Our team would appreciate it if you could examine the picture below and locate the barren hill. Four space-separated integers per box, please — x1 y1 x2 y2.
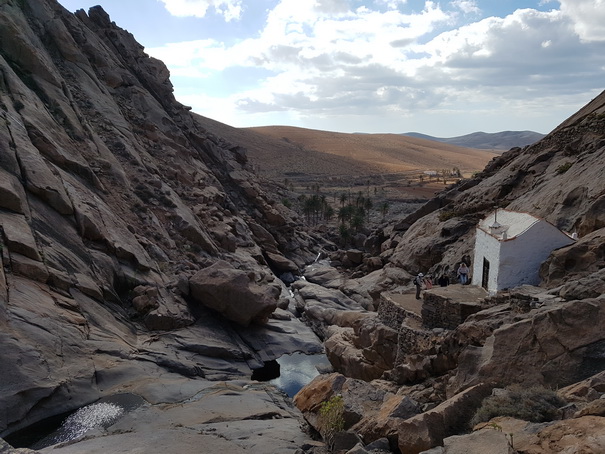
244 125 498 178
403 130 545 150
192 115 382 180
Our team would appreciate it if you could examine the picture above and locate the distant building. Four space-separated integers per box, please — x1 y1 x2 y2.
471 209 576 294
423 170 438 176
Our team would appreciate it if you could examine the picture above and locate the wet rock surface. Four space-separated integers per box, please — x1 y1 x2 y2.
32 377 314 454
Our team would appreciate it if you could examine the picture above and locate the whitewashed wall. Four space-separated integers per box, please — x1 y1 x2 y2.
497 221 574 290
471 227 501 292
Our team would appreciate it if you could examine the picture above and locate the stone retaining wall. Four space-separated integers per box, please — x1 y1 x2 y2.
421 292 484 330
377 293 422 330
395 324 434 362
378 293 433 362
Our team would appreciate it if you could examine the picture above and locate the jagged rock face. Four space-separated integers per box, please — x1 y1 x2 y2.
0 0 321 439
385 91 605 288
447 298 605 395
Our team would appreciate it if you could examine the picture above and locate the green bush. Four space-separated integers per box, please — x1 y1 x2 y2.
471 385 566 427
556 162 573 174
317 395 345 450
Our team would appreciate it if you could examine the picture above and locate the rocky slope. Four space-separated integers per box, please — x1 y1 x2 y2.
0 1 330 451
383 89 605 282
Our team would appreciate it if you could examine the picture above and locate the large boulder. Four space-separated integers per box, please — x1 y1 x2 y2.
323 314 398 381
392 383 491 454
294 373 391 434
419 426 511 454
189 260 280 326
351 383 489 453
472 416 605 454
449 298 605 395
325 326 386 381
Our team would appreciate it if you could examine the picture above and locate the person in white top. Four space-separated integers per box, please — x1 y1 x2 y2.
457 262 469 284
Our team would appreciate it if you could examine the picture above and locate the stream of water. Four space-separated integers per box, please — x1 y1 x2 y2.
269 352 332 397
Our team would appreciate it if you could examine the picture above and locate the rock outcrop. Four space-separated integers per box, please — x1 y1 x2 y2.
0 0 323 448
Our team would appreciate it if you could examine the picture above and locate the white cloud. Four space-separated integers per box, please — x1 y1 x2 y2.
159 0 243 21
451 0 480 15
147 1 604 134
559 0 605 41
375 0 408 9
147 39 229 74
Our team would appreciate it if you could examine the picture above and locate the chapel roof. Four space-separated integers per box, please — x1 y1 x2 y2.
478 209 541 240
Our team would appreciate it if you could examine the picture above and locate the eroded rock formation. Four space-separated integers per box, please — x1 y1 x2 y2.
0 0 323 449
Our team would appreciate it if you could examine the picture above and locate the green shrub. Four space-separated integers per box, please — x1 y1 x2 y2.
317 395 345 450
556 162 573 174
471 385 566 427
438 210 457 222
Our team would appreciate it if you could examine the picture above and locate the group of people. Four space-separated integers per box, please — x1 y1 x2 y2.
414 262 470 300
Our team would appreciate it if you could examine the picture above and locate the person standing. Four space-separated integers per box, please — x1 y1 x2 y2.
438 274 449 287
414 273 424 299
457 262 469 284
424 274 433 289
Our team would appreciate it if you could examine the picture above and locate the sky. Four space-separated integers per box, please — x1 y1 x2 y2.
56 0 605 137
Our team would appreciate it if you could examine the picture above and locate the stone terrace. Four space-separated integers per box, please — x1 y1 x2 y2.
422 284 488 329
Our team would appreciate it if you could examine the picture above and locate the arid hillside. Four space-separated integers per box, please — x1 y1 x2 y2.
192 117 501 204
193 115 497 178
246 125 498 177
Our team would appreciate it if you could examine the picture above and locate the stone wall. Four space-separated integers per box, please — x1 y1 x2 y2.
395 324 434 362
378 293 433 362
422 292 484 330
377 293 422 330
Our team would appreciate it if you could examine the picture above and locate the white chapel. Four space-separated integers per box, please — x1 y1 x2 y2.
471 209 576 294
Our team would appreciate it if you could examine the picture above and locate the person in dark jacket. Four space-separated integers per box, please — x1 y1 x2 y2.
414 273 424 299
438 274 449 287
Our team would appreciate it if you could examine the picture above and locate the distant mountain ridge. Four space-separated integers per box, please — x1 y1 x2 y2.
403 130 545 150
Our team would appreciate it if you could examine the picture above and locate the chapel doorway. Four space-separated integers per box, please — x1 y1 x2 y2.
482 258 490 290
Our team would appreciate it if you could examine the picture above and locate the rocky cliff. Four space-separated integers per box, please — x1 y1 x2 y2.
0 0 326 448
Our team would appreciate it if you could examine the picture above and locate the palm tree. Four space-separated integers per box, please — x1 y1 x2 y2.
380 201 389 220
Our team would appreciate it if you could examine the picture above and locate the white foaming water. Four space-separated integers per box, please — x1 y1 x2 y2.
38 402 124 447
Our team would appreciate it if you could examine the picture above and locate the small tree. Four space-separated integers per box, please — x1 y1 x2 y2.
351 211 365 231
338 223 351 246
380 201 389 219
